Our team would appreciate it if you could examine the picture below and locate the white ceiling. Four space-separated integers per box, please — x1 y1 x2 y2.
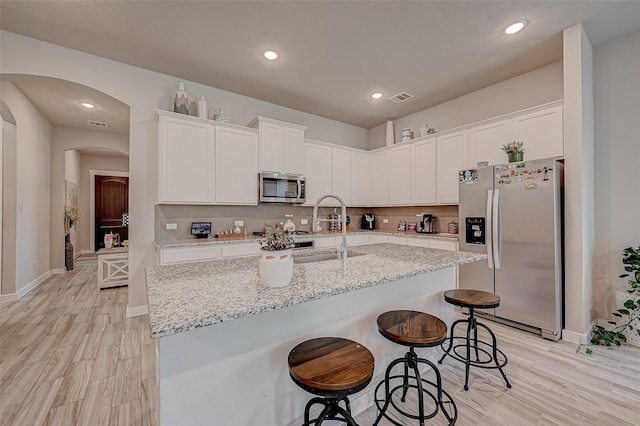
2 1 640 131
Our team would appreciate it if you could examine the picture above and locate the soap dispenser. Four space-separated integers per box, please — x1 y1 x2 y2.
283 215 296 233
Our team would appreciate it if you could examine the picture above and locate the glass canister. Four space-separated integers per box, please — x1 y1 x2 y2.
401 128 412 142
448 221 459 234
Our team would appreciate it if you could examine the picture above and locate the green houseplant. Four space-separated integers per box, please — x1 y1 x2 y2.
501 141 525 163
258 224 295 288
581 246 640 354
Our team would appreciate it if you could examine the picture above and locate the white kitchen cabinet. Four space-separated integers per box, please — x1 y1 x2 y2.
303 143 333 206
250 116 306 175
388 145 411 205
313 236 339 249
158 113 215 204
220 243 261 258
512 105 563 160
411 139 437 205
437 131 468 204
369 150 389 206
369 234 388 244
351 152 370 206
468 119 511 167
214 126 258 204
406 237 431 248
331 148 352 206
429 239 458 251
346 234 370 246
387 235 408 245
159 245 221 265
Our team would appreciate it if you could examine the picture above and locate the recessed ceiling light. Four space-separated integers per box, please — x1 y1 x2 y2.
81 102 95 109
504 21 527 35
263 50 278 60
371 92 383 99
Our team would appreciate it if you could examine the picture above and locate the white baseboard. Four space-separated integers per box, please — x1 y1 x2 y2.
16 271 52 299
79 249 95 255
562 327 589 345
126 304 148 317
51 268 66 275
0 293 17 303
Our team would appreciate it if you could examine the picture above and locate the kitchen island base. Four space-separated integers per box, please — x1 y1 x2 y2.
158 268 455 426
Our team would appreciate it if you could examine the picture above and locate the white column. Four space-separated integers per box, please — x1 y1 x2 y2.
562 23 595 344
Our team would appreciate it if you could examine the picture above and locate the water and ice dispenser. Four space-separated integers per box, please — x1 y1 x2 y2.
465 217 485 245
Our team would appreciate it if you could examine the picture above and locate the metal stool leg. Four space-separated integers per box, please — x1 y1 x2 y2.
439 318 466 364
373 357 405 425
408 349 426 426
477 322 512 389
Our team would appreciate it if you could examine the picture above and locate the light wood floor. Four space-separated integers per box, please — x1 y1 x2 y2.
2 264 639 426
0 264 157 426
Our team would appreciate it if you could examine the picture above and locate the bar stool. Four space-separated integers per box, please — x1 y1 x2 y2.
288 337 374 426
438 289 511 391
373 310 457 426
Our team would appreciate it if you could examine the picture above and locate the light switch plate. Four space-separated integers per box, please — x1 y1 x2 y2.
300 219 308 225
234 220 244 226
383 218 389 224
166 223 177 230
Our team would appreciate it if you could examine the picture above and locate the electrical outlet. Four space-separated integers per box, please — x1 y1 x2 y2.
32 261 36 271
300 219 308 225
383 218 389 224
166 223 177 230
234 220 244 227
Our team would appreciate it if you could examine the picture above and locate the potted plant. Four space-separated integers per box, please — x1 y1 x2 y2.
258 224 295 288
501 141 525 163
581 246 640 354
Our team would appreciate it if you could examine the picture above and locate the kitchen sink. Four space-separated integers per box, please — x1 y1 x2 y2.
293 250 366 264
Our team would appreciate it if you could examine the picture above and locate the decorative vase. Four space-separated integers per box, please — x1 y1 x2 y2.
385 121 395 146
259 248 293 288
174 81 189 115
65 234 74 271
507 152 524 163
215 107 228 123
197 96 208 119
615 290 640 347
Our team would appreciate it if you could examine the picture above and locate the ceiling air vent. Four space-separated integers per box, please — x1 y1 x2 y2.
388 91 414 103
88 120 109 128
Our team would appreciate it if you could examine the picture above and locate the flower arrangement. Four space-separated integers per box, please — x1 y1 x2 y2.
501 141 525 154
64 206 82 235
259 223 294 251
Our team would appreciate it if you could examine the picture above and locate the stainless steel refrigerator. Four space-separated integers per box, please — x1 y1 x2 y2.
458 158 563 340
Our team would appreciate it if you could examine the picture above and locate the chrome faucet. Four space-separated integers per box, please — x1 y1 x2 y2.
312 194 348 260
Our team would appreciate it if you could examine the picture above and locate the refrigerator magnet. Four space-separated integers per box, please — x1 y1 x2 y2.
525 182 537 190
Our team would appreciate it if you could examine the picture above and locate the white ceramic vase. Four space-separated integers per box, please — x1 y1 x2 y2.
259 249 293 288
615 290 640 347
174 81 189 115
385 121 395 146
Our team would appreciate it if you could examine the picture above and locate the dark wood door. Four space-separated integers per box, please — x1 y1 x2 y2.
95 176 129 251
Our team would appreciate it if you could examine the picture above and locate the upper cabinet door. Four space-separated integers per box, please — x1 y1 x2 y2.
437 131 468 204
512 106 564 161
255 117 306 174
331 148 352 206
468 119 511 167
351 151 370 207
369 150 389 206
388 145 411 205
411 139 437 205
303 143 332 206
158 114 215 204
214 126 258 204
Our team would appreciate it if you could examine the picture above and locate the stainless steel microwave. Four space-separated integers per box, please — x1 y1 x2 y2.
259 172 306 203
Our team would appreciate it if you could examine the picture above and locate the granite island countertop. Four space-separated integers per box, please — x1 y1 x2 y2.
145 243 486 338
154 230 459 249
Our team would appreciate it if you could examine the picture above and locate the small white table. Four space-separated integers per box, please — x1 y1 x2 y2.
97 247 129 289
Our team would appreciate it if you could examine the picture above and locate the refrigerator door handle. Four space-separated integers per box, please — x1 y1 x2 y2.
486 189 494 269
493 188 501 269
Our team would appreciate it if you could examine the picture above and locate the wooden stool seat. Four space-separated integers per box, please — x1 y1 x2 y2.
443 289 500 309
377 310 448 347
373 310 457 426
289 337 374 425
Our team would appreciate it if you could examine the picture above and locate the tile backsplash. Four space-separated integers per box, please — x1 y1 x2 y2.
155 204 459 240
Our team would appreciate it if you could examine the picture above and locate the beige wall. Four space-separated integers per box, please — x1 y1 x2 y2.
0 81 52 296
368 62 564 149
592 30 640 320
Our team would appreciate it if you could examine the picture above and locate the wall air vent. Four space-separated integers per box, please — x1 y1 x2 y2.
388 92 414 103
88 120 109 128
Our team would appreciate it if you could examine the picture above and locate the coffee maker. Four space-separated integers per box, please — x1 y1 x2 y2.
417 214 438 234
361 213 376 230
